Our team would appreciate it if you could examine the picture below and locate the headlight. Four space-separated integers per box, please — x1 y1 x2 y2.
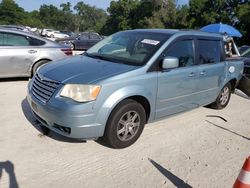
60 84 101 102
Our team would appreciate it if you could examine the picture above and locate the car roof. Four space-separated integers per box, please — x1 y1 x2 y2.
0 28 64 47
132 29 223 38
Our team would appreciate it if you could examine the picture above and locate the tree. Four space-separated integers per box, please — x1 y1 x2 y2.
0 0 26 25
74 1 107 32
102 0 140 34
236 2 250 44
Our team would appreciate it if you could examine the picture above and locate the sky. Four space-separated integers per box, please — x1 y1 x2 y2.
15 0 189 12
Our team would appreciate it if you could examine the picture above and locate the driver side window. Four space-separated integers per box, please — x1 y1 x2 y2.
164 40 195 67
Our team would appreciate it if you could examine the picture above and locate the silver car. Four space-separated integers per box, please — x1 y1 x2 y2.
0 28 72 78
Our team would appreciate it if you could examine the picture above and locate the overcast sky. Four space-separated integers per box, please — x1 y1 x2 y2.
15 0 189 12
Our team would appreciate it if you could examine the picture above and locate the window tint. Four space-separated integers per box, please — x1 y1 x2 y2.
165 40 195 67
0 32 4 45
198 40 221 64
0 32 45 46
80 34 89 40
5 33 29 46
89 34 101 39
28 37 45 46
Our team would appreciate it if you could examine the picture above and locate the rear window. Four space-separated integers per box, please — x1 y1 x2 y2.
198 39 221 64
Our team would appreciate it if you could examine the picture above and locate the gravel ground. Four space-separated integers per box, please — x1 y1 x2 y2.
0 80 249 188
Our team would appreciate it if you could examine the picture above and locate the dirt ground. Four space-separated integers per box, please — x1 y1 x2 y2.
0 80 249 188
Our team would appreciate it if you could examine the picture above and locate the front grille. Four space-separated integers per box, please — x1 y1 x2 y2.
31 73 60 103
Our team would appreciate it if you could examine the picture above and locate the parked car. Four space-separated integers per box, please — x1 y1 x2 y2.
41 28 53 37
0 25 30 32
241 48 250 77
0 28 72 78
27 29 244 148
239 45 250 55
47 30 69 39
56 32 103 50
60 30 75 37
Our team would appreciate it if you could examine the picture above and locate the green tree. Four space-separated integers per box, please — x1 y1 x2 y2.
74 1 107 32
102 0 139 34
0 0 26 25
236 2 250 44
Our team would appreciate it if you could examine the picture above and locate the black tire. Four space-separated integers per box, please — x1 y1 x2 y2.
104 99 146 149
210 83 232 109
70 43 75 50
50 34 54 38
32 60 50 77
40 124 50 135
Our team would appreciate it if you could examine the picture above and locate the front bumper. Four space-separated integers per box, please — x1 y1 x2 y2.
27 86 104 139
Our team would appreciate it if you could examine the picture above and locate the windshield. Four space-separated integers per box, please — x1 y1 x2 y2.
86 31 171 66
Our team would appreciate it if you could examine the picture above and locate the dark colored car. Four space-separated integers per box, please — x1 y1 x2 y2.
56 32 104 51
241 48 250 77
239 45 250 55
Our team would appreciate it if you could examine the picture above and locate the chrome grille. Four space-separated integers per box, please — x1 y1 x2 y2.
31 74 60 103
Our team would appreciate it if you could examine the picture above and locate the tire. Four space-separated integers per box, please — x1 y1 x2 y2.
50 34 54 38
70 43 75 50
104 99 146 149
40 124 50 135
210 83 232 109
32 60 50 77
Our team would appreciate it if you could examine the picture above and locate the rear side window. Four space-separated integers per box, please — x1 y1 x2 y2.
198 40 221 64
27 37 45 46
89 34 101 39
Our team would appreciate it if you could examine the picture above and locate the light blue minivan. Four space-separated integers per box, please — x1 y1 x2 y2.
27 29 244 148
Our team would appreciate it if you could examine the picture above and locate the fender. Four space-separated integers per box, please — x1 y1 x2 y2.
222 60 244 90
94 85 156 136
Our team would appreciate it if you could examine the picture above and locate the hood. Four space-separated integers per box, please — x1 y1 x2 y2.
38 55 138 84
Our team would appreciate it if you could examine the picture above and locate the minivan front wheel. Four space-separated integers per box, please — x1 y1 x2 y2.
104 99 146 149
211 83 232 109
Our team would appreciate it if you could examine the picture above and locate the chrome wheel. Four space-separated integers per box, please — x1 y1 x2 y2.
220 86 229 105
117 111 140 142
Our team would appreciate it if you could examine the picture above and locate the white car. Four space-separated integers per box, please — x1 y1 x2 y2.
41 29 53 37
47 30 69 39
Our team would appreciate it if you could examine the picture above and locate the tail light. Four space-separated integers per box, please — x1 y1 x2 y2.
61 48 73 56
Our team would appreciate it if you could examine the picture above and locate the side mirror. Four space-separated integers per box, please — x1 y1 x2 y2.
162 57 179 69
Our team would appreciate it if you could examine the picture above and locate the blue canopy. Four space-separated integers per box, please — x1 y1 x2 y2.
200 23 242 38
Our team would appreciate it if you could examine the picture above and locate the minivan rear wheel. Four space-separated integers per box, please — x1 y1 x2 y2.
210 83 232 109
104 99 146 149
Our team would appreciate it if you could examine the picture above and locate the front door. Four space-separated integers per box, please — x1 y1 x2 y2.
156 38 200 119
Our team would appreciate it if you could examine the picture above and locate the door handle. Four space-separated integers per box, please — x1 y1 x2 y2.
28 50 37 54
200 71 206 75
188 72 195 77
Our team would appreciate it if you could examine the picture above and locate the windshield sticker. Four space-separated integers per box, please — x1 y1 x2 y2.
141 39 160 45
